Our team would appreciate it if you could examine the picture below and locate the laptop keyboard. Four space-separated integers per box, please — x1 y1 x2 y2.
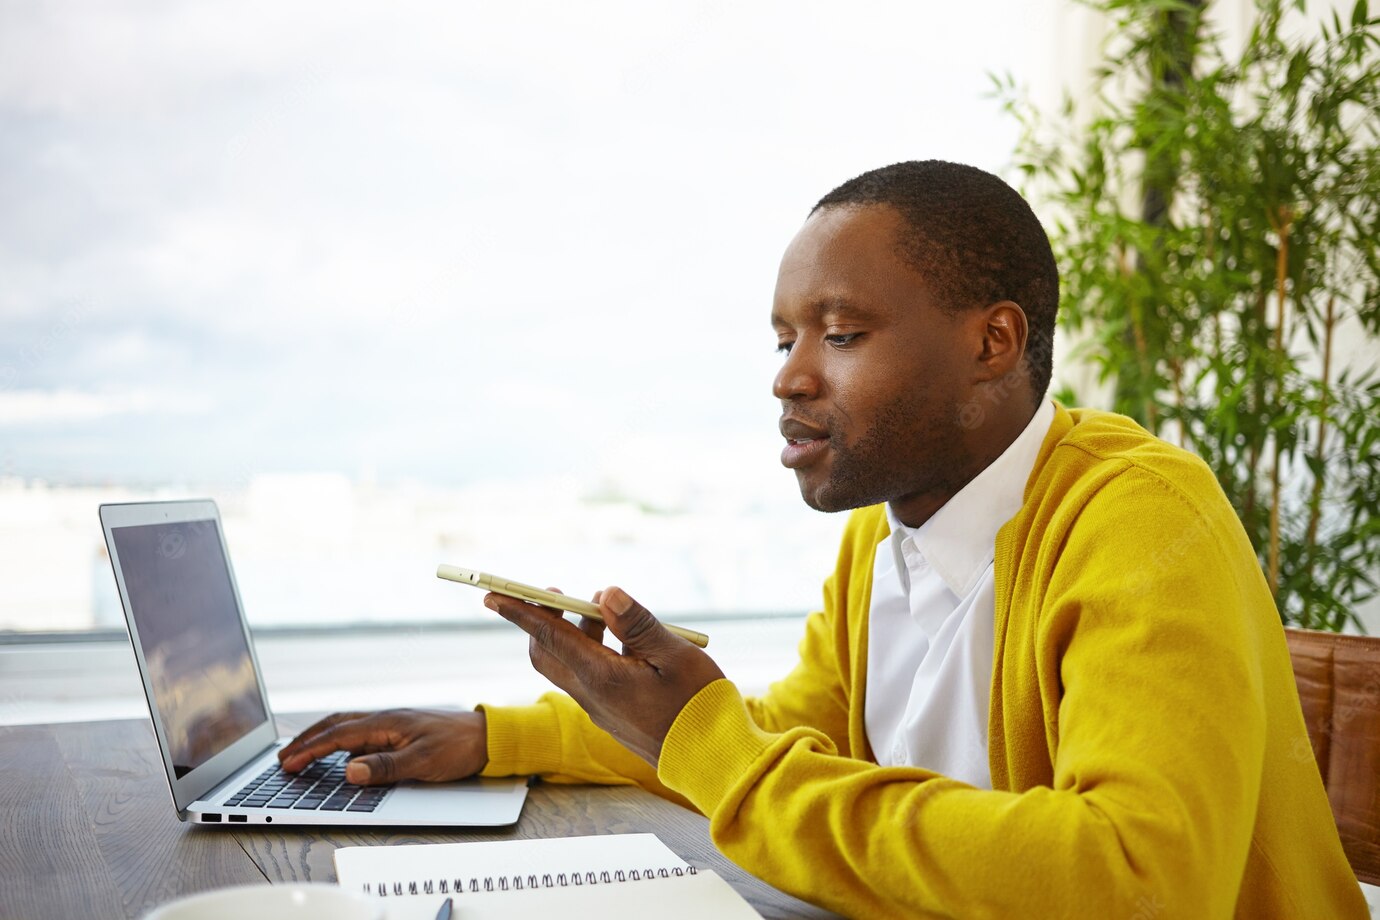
222 750 391 812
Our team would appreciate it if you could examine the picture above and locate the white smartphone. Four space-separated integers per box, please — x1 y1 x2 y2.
436 565 710 648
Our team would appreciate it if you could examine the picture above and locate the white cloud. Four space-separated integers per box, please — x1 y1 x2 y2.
0 0 1066 483
0 388 211 425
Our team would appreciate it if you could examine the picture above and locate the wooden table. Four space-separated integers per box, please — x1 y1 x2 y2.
0 716 837 919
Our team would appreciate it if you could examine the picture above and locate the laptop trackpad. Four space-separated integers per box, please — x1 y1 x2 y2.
383 777 528 826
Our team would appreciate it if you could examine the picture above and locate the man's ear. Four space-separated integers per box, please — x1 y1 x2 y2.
973 300 1029 383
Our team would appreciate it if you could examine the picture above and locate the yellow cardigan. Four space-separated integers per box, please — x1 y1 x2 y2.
479 405 1365 918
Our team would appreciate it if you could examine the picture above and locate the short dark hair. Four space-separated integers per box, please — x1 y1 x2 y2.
811 160 1058 400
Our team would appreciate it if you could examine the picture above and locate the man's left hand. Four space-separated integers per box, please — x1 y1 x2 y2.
484 586 725 767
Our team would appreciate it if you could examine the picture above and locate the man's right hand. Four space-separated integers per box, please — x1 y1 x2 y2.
277 709 488 785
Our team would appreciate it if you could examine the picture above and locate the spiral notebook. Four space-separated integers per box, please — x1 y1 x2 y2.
333 833 762 919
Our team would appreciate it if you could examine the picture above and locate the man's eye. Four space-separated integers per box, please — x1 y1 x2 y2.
826 333 861 347
776 341 794 355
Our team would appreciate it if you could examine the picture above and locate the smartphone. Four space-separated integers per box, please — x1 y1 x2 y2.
436 565 709 648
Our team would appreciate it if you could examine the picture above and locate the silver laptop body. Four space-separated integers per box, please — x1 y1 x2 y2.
99 498 528 828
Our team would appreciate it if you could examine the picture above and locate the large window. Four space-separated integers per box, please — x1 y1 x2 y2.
1 2 1072 635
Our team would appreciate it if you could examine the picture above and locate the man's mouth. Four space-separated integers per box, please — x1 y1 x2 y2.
779 417 830 469
780 417 827 440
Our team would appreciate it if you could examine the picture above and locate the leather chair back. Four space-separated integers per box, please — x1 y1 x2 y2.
1287 627 1380 885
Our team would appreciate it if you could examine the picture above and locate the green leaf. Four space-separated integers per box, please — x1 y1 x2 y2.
994 0 1380 631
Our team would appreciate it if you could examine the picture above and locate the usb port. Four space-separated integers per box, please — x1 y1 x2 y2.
228 815 247 823
201 813 222 823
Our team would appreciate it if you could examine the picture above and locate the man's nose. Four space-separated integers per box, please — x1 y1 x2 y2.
772 343 820 401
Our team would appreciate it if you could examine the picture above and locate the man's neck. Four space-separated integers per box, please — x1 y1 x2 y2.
888 401 1042 529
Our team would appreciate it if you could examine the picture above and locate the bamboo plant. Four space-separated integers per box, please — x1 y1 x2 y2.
1000 0 1380 630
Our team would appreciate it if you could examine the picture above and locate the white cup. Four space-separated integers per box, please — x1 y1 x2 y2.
143 882 383 920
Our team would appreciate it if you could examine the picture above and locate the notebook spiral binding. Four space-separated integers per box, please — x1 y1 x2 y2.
363 864 699 897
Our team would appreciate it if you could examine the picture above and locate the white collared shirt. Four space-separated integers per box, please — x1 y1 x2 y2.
863 399 1055 788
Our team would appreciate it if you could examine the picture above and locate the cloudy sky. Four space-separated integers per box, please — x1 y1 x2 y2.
0 0 1086 493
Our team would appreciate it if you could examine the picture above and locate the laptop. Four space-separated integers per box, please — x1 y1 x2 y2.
99 498 529 827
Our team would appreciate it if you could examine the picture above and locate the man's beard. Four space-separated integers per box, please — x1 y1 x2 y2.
800 395 976 514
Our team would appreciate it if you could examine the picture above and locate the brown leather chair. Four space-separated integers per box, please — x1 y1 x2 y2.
1287 627 1380 884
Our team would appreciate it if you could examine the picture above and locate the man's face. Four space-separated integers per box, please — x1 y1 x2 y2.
771 204 979 520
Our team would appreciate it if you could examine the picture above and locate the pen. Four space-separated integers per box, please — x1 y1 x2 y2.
435 895 453 920
437 565 710 648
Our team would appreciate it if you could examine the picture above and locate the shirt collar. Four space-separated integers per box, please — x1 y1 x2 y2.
885 399 1055 598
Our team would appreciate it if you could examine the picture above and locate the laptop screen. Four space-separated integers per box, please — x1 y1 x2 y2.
110 518 269 778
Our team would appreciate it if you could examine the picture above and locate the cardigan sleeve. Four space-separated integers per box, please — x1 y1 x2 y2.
741 602 853 752
742 508 875 754
476 692 694 810
654 467 1284 919
476 508 879 799
474 586 855 810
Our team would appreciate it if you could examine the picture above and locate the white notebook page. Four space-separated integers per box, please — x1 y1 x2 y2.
333 833 762 920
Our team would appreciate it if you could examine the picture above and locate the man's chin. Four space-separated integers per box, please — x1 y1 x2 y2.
796 476 852 514
797 468 896 514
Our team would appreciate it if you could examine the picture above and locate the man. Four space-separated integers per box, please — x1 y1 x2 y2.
281 161 1364 917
